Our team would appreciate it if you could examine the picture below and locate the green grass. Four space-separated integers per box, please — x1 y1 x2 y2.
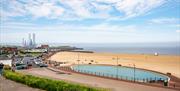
18 52 42 57
3 70 106 91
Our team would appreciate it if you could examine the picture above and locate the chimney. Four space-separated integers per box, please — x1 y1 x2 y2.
22 38 24 47
33 33 36 46
28 33 31 46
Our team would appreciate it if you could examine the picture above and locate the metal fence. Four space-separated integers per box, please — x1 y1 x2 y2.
71 67 167 83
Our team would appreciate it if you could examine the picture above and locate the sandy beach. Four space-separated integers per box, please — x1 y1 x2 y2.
49 52 180 78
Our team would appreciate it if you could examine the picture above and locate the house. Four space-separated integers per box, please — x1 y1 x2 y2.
41 45 49 49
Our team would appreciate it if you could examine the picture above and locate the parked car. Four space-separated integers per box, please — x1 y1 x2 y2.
34 61 41 65
38 63 48 67
16 63 27 70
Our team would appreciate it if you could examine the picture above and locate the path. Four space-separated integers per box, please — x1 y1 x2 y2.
0 76 43 91
20 68 178 91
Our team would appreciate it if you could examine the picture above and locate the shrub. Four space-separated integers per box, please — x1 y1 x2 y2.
3 70 106 91
3 65 11 70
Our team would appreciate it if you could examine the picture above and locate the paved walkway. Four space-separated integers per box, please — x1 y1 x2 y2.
20 68 178 91
0 76 43 91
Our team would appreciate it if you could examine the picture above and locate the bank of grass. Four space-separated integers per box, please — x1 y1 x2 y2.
3 70 107 91
18 51 42 57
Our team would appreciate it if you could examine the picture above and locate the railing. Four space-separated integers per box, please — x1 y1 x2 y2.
70 67 168 83
54 66 179 89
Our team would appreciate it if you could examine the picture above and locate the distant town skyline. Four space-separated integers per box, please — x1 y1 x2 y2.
0 0 180 44
22 33 36 48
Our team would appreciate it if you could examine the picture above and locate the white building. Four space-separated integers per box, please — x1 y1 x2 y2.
0 59 12 67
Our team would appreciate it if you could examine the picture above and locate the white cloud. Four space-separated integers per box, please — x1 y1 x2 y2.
0 0 27 19
95 0 166 18
176 24 180 27
2 21 137 33
149 18 180 24
0 21 140 43
26 2 64 18
0 0 166 20
176 30 180 33
83 23 137 32
60 0 92 18
2 21 180 43
120 0 165 18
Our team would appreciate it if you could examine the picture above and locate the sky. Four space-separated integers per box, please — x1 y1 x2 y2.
0 0 180 44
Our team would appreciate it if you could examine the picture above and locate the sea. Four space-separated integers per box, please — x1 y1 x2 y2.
1 42 180 55
49 42 180 55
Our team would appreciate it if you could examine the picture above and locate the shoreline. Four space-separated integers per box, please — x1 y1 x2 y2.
46 51 180 90
93 52 180 56
64 50 180 56
48 51 180 78
65 50 180 56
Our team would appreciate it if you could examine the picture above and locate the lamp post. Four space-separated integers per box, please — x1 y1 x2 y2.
77 53 80 72
133 64 136 82
113 57 119 79
129 63 136 82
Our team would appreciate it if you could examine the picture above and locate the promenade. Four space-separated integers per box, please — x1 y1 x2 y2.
19 68 178 91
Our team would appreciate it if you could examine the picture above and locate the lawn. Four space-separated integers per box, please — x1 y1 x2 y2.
18 52 42 57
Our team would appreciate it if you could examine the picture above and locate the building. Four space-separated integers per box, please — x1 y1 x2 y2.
41 45 49 49
22 33 36 48
0 47 18 54
33 33 36 46
0 58 12 67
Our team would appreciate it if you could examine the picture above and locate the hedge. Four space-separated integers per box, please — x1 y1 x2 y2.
3 70 106 91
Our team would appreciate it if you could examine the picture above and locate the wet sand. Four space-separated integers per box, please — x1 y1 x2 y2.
49 52 180 78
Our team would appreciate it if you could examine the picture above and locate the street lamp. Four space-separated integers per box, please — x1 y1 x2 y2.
133 64 136 82
112 57 119 79
77 53 80 71
129 63 136 82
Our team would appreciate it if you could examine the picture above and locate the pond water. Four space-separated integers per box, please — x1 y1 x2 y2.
72 65 169 82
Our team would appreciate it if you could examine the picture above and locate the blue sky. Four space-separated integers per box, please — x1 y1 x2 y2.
0 0 180 44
